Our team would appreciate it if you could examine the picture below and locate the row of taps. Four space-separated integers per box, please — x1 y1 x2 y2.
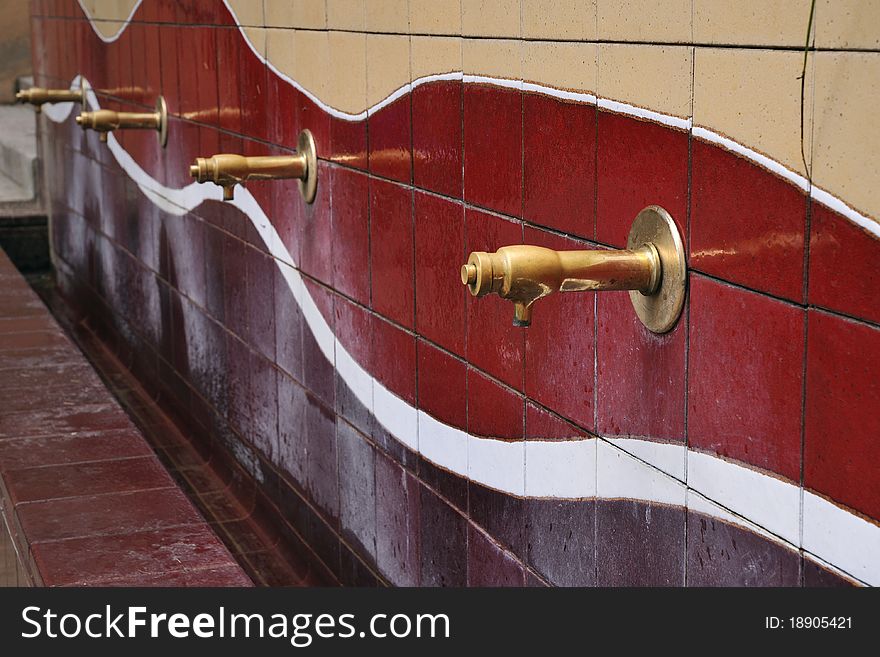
17 84 687 332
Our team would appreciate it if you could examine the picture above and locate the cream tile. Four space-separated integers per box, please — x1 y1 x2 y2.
812 52 880 226
366 34 411 107
463 38 521 80
409 0 461 34
522 0 597 40
815 0 880 49
366 0 410 32
226 0 264 26
242 26 267 60
327 0 365 30
462 0 521 38
599 44 692 119
597 0 692 43
266 28 296 80
293 29 329 100
693 48 812 175
411 36 461 80
694 0 813 46
265 0 327 28
523 41 597 96
329 31 368 114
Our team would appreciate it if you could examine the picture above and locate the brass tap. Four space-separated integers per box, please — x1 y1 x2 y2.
461 206 687 333
189 129 318 203
76 96 168 147
16 86 85 112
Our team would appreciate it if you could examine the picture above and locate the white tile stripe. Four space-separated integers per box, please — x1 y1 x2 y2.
45 75 879 586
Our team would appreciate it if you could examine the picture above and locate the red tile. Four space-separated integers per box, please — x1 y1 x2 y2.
0 431 151 472
413 79 462 198
691 139 807 302
216 27 242 136
4 457 175 505
177 26 219 128
267 71 299 151
467 368 524 440
0 405 135 441
524 93 596 239
334 295 373 374
331 167 371 306
464 84 522 217
298 162 334 287
414 191 465 356
464 207 524 390
467 523 525 586
805 310 880 520
17 488 201 543
372 316 416 405
369 94 412 184
597 287 686 441
688 275 804 480
417 340 466 428
330 116 369 171
239 38 269 142
597 112 688 248
524 227 595 429
31 524 235 586
158 25 181 116
808 202 880 325
370 178 414 328
270 174 303 267
526 402 589 441
296 90 331 161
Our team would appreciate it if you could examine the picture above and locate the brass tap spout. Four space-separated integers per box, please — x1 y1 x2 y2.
462 244 660 327
75 96 168 147
461 206 688 333
16 86 84 112
189 129 318 203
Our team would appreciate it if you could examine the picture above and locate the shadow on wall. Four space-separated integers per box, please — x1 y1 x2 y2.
0 0 32 103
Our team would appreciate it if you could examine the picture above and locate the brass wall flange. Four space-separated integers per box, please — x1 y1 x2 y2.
189 129 318 203
626 205 686 333
461 205 686 333
16 83 87 112
76 95 168 147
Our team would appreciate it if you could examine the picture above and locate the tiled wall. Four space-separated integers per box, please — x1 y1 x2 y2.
30 0 879 586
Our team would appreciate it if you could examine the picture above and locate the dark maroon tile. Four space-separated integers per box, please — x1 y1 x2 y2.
301 279 335 408
413 79 462 198
339 544 381 587
247 248 277 362
469 481 524 558
688 275 804 481
4 457 175 505
523 228 595 429
419 483 466 587
596 499 685 586
524 93 596 238
691 138 807 301
803 558 857 587
525 498 596 586
369 94 412 184
805 310 880 521
305 393 338 521
372 315 416 406
597 287 686 441
16 488 201 543
808 202 880 325
32 524 236 586
375 451 420 586
414 191 466 356
0 431 151 472
337 421 376 559
331 167 371 305
467 523 525 586
464 207 524 390
334 296 373 434
464 84 522 218
597 112 688 248
370 178 414 327
275 262 303 382
248 352 278 464
687 510 800 586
